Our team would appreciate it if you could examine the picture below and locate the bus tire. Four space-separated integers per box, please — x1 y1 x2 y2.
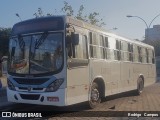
136 77 144 95
88 82 101 109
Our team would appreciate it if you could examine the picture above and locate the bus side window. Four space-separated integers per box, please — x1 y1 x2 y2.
89 32 97 58
138 46 142 63
74 34 88 59
89 32 93 58
152 50 155 64
141 47 145 63
82 35 88 59
121 41 128 61
99 35 105 59
114 40 121 60
129 43 133 61
146 48 149 63
148 49 153 64
105 37 110 59
99 35 104 46
133 44 138 62
105 37 109 48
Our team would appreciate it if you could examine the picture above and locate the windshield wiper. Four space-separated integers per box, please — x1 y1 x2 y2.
18 35 25 50
35 32 48 49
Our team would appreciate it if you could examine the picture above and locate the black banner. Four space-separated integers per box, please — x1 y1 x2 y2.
0 111 160 118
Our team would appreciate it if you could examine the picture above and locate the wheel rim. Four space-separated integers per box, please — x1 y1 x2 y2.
138 78 143 92
140 80 143 91
91 88 99 102
139 82 141 91
89 83 101 108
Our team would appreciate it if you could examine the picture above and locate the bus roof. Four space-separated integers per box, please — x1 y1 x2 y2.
66 16 154 49
11 15 153 49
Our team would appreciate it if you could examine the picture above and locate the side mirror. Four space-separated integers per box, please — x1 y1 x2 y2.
66 35 72 45
66 33 79 59
66 33 79 45
72 33 79 45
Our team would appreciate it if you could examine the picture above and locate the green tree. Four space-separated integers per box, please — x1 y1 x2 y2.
75 5 86 21
33 8 44 18
61 1 74 16
61 1 106 27
88 12 106 27
33 1 105 27
0 27 11 58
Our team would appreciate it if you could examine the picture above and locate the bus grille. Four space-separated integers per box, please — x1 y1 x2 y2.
14 78 49 85
20 94 40 100
18 87 43 91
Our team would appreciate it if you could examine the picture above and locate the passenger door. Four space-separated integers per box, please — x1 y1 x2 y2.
66 33 89 105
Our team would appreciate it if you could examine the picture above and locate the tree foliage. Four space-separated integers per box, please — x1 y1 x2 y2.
75 5 86 21
33 1 105 27
0 28 11 58
61 1 106 27
33 8 44 18
61 1 74 16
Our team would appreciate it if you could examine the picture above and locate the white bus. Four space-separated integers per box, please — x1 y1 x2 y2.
7 16 156 108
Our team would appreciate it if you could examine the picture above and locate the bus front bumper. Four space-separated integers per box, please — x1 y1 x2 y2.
7 88 66 106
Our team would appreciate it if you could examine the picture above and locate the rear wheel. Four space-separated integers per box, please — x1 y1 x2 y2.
88 82 101 109
136 77 144 95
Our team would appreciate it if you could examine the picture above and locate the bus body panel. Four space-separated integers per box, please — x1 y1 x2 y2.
120 62 133 92
146 64 156 86
7 87 66 106
110 61 120 94
89 59 112 96
66 24 90 105
66 66 89 105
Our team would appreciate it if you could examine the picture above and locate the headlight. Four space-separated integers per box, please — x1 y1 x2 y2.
45 79 64 92
7 79 16 91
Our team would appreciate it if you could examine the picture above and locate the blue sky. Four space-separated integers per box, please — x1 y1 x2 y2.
1 0 160 40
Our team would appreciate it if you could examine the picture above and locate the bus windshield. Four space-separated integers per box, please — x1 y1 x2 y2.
8 32 63 75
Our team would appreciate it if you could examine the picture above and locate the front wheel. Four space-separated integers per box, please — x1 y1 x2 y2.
88 82 101 109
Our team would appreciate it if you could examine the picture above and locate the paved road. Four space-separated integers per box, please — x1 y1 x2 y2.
0 82 160 120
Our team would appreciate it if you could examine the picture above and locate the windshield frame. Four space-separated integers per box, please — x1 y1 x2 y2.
8 31 64 77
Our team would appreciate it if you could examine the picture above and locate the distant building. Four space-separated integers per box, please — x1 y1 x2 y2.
156 57 160 79
145 25 160 41
144 25 160 56
146 25 160 79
